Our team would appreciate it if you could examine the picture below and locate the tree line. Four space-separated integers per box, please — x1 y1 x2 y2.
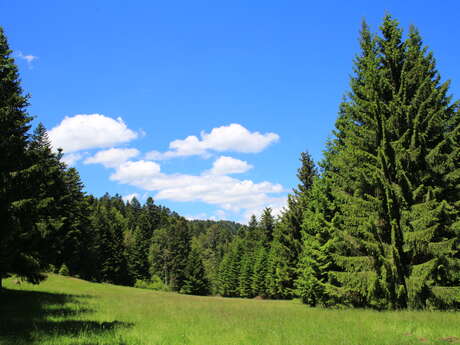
1 15 459 309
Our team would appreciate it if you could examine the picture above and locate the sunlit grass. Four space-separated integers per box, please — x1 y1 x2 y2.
1 274 459 344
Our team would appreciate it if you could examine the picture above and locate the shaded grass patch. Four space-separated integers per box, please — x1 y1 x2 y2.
0 287 132 345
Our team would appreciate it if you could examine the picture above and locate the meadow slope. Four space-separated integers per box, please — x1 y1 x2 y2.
0 274 459 345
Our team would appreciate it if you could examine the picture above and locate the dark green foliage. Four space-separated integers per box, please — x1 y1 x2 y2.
0 27 43 286
217 238 244 297
313 16 460 309
193 223 235 294
30 128 94 280
284 151 318 255
128 211 153 280
294 151 318 197
188 219 242 238
181 247 209 295
245 215 259 243
259 208 275 245
90 199 130 285
251 246 269 297
296 176 337 306
266 223 296 299
149 217 191 291
267 151 318 299
238 252 255 298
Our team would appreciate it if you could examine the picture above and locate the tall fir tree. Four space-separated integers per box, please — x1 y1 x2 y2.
259 208 275 246
181 247 209 295
265 222 296 299
322 16 459 309
217 238 243 297
296 176 338 306
267 151 318 299
238 251 255 298
0 27 44 287
251 246 269 297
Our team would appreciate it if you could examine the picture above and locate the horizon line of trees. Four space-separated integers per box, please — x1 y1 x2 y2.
1 14 458 310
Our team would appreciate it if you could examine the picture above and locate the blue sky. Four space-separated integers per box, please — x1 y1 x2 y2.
2 1 459 222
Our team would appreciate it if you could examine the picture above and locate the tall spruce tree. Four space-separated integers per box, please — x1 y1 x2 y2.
238 251 255 298
259 208 275 245
322 16 459 309
266 222 296 299
296 176 337 306
181 247 209 295
267 151 318 299
0 27 44 287
217 238 243 297
251 246 268 297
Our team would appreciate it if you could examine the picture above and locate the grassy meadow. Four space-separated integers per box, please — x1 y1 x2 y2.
1 274 459 345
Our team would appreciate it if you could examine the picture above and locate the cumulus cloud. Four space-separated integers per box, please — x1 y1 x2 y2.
48 113 285 220
61 152 84 166
109 159 284 213
145 123 279 160
16 51 38 68
111 160 161 184
208 156 252 175
48 114 139 153
84 148 140 168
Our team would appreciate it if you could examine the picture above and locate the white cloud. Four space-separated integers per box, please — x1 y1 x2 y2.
111 160 161 183
48 114 139 153
61 152 84 166
145 123 279 160
84 148 140 168
122 193 140 202
16 51 38 68
109 159 284 214
208 156 252 175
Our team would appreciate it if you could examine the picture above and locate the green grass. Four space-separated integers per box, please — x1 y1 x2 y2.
1 274 459 345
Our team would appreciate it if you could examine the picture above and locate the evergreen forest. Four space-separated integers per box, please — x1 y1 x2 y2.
1 15 459 310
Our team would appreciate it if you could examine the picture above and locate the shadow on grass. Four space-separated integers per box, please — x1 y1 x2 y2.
0 289 132 345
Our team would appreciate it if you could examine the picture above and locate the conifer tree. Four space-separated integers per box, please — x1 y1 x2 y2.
238 252 255 298
90 200 130 285
28 125 92 278
259 208 275 245
296 176 337 306
181 247 209 295
129 211 152 281
251 246 268 297
265 222 296 299
323 16 459 309
59 168 93 278
246 215 259 243
217 239 243 297
0 27 43 287
267 151 318 299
